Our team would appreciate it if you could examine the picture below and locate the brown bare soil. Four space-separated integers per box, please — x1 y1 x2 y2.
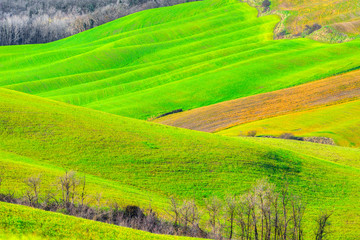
153 70 360 132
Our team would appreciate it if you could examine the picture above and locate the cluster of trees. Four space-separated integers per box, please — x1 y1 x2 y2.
171 179 332 240
0 171 332 239
0 170 205 237
0 0 196 45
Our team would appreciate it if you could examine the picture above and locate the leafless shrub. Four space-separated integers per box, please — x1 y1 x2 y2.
303 137 335 146
247 130 257 137
24 175 41 207
304 23 322 35
169 196 181 226
279 132 295 139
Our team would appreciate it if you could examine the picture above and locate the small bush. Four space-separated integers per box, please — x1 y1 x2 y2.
124 205 145 219
280 132 295 139
247 130 257 137
262 0 271 12
303 23 322 36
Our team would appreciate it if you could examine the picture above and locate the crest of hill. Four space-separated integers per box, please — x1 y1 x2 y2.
1 0 360 119
1 88 360 238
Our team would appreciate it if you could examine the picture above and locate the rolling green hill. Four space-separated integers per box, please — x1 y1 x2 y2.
0 88 360 238
218 99 360 148
1 0 360 119
1 0 360 238
0 202 196 240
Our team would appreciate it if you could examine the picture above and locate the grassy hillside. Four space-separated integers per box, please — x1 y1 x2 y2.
1 0 360 119
0 150 171 212
0 202 196 240
1 88 360 238
218 99 360 148
154 69 360 133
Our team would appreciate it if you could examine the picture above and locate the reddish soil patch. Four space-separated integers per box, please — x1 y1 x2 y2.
153 70 360 132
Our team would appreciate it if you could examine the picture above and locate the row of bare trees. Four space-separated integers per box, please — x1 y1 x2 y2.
0 171 332 239
0 170 208 238
0 0 196 45
170 180 332 240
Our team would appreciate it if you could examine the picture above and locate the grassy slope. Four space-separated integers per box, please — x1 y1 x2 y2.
154 69 360 133
1 0 360 119
218 99 360 148
271 0 360 36
1 88 360 238
0 150 171 212
0 202 196 240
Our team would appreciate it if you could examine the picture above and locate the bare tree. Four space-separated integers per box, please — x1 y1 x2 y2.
206 196 223 238
290 196 306 240
59 170 79 210
24 175 42 207
280 183 290 240
169 196 180 227
224 195 237 239
315 212 332 240
79 175 87 208
180 200 199 233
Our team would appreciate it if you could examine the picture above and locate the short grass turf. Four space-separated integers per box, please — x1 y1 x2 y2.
1 0 360 119
0 150 171 213
0 202 197 240
0 88 360 238
218 99 360 148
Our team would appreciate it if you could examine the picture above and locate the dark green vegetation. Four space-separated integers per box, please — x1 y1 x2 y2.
1 0 360 120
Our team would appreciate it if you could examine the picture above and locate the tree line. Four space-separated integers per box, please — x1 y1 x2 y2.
0 171 332 239
0 0 196 45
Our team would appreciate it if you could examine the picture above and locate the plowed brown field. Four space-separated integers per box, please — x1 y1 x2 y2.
153 70 360 132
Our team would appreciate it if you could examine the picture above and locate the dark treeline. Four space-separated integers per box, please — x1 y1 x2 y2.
0 171 332 239
0 0 196 46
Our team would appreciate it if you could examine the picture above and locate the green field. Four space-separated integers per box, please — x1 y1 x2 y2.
218 99 360 148
0 202 196 240
1 88 360 238
1 0 360 238
1 0 360 119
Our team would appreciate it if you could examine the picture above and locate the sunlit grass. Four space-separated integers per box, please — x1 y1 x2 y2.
0 88 360 239
218 99 360 148
0 202 196 240
0 0 360 119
